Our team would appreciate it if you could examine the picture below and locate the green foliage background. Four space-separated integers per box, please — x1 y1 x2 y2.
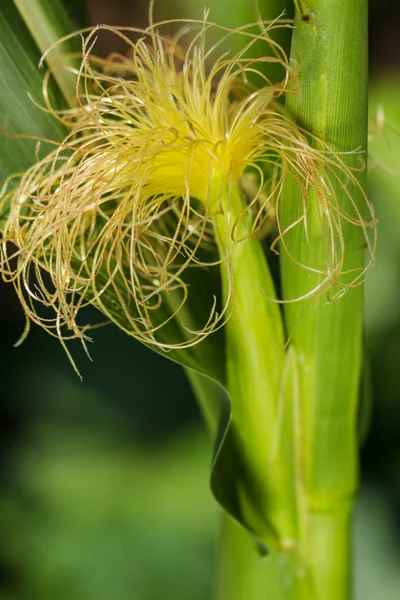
1 1 400 598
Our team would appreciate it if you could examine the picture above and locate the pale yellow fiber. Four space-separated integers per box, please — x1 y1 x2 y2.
0 15 376 361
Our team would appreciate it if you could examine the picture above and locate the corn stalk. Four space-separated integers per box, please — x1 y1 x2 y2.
278 0 368 598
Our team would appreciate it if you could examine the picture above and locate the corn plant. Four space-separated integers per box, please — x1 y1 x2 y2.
0 1 375 598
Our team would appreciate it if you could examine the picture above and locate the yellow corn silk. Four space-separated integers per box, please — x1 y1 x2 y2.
0 16 375 357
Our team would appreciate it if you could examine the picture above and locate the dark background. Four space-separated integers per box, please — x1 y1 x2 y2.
1 1 400 598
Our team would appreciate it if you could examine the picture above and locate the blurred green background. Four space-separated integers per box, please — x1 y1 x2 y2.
0 1 400 598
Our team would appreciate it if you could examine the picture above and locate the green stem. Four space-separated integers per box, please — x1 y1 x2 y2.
215 507 353 600
214 513 285 600
304 506 352 599
280 0 368 597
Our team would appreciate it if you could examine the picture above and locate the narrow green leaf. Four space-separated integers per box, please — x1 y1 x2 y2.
96 259 226 384
186 368 224 438
0 1 65 197
0 0 83 228
12 0 80 105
